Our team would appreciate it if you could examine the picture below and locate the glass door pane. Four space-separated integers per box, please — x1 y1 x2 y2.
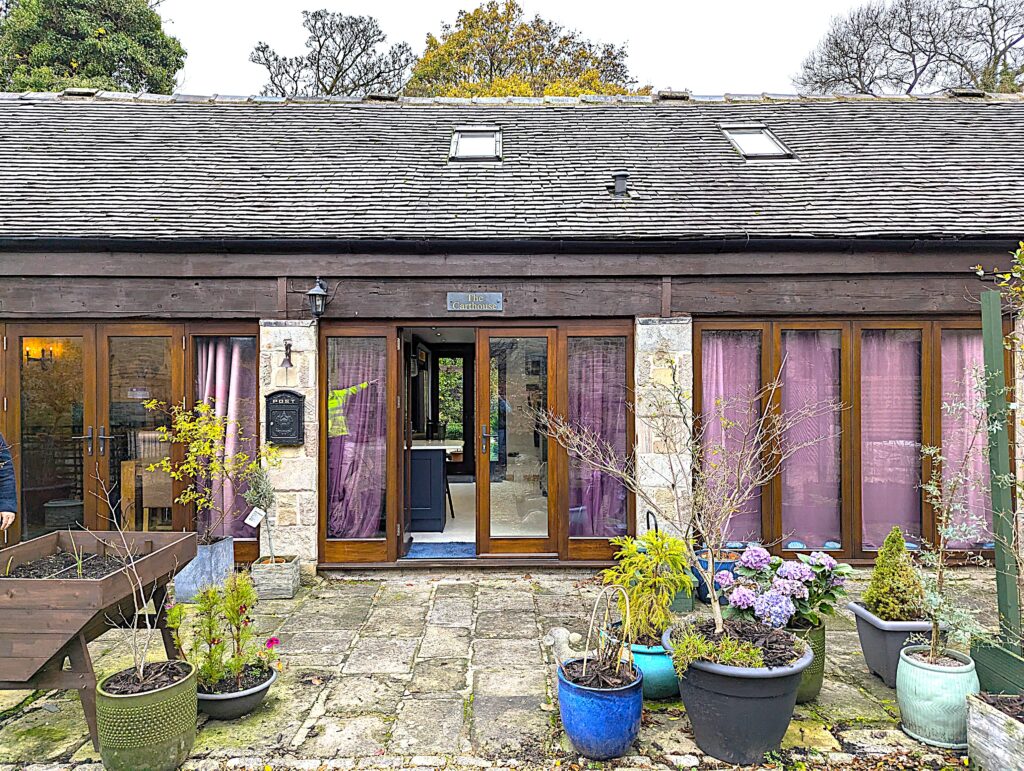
479 332 554 550
103 335 176 531
14 334 91 540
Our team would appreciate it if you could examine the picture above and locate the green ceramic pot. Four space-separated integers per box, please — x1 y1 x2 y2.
788 622 826 703
96 662 198 771
896 645 979 750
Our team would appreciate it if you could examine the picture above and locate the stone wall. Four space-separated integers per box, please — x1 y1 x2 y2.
633 316 693 537
259 319 319 572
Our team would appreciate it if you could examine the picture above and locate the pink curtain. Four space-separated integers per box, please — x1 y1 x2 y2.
780 330 843 549
701 330 762 543
326 338 387 539
941 330 993 549
195 337 258 539
568 337 628 537
861 329 922 550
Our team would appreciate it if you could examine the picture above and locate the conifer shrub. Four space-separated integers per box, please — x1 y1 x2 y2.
861 526 925 621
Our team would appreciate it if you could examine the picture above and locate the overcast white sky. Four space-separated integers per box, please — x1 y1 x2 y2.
158 0 863 96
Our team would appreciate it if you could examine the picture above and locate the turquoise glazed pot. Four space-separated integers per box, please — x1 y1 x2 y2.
896 645 979 749
631 639 679 700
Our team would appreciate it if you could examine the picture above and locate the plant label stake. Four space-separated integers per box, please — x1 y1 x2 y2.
244 507 267 529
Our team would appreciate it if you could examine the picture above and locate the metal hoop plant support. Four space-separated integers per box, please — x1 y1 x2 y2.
557 585 636 681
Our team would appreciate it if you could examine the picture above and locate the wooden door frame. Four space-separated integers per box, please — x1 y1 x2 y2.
185 323 261 562
475 326 559 557
318 323 400 564
95 323 187 532
3 323 98 544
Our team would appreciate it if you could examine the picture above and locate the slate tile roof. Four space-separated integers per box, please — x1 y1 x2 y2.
2 90 1023 242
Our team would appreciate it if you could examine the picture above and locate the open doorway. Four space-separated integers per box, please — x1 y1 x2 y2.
401 327 477 559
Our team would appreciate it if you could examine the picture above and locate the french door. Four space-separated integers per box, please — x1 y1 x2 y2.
3 323 186 542
475 328 558 557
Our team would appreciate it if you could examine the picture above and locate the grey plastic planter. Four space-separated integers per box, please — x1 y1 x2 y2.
848 601 933 688
197 668 277 721
662 628 813 766
173 537 234 603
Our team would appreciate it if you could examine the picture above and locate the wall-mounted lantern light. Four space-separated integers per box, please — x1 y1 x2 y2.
306 277 329 318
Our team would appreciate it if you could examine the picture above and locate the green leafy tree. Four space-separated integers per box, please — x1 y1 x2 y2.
405 0 649 97
0 0 185 93
437 357 464 440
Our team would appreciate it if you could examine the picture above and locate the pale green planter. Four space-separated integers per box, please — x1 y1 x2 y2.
896 645 979 750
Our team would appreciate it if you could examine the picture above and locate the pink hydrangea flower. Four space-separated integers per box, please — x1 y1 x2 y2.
714 570 735 588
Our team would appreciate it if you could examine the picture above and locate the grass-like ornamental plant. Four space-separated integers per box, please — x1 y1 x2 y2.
670 628 764 671
602 531 694 643
862 527 925 622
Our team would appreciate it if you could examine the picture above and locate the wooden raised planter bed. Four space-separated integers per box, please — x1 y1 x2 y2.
0 530 197 749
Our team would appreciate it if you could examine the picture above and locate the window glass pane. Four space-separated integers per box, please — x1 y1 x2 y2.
455 131 499 158
780 330 842 550
861 329 922 550
326 337 387 539
18 336 85 539
727 129 788 157
194 336 259 539
568 337 628 538
701 329 762 543
488 337 548 538
941 329 993 549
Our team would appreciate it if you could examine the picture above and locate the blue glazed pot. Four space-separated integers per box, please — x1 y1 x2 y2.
557 658 643 760
692 550 740 604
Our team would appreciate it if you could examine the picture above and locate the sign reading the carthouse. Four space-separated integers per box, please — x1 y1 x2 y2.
446 292 504 312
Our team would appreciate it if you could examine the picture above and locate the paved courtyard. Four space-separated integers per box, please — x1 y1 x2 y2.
0 567 999 770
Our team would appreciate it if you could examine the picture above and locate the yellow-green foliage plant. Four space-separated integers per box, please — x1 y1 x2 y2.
862 526 925 621
603 531 694 643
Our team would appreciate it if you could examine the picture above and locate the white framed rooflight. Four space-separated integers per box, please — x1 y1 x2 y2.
450 125 502 161
720 123 794 160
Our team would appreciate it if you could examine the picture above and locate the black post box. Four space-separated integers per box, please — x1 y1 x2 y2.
266 390 305 446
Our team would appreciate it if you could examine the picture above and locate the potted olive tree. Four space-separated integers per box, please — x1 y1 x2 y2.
895 378 991 749
726 546 852 702
602 530 694 699
145 400 278 602
848 526 930 688
245 465 300 600
540 363 839 765
166 572 282 720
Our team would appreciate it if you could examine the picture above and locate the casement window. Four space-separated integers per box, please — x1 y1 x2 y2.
695 320 993 560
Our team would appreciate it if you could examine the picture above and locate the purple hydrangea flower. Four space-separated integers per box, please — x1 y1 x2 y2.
714 570 735 588
753 589 796 628
728 585 756 609
776 560 815 583
830 575 847 588
738 546 772 571
808 551 838 570
772 577 809 600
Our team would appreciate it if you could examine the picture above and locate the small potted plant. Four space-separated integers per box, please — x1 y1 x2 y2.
602 530 694 699
167 572 282 721
848 526 931 688
146 400 278 602
557 586 643 760
726 546 852 702
246 465 300 600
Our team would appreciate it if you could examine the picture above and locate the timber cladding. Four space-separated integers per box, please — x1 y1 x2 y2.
0 249 1001 319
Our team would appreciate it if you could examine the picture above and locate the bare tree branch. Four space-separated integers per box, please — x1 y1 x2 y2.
251 10 413 97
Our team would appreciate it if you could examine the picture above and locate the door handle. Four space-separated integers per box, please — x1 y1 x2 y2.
72 426 94 456
97 426 116 456
480 423 494 455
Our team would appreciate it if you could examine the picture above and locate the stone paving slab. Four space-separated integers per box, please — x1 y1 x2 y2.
0 567 998 770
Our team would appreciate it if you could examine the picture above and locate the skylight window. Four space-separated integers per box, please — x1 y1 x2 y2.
721 124 793 160
450 126 502 161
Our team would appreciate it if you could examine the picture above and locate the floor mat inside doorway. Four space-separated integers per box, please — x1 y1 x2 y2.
404 541 477 559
